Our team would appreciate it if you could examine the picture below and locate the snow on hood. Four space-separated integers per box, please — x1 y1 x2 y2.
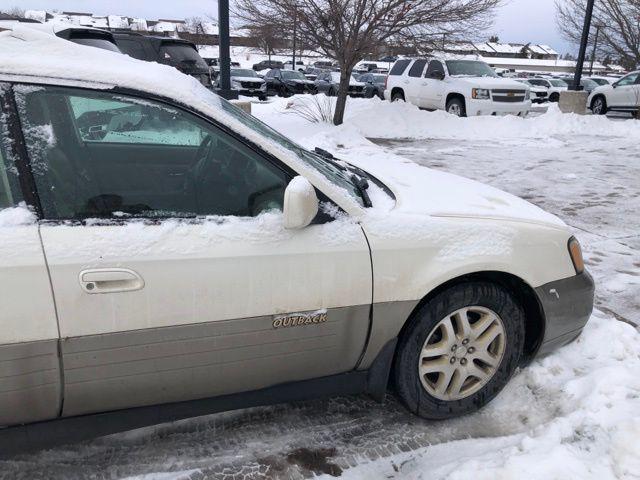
358 153 565 227
232 76 265 83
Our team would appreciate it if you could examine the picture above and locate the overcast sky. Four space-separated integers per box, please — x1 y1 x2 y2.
0 0 576 54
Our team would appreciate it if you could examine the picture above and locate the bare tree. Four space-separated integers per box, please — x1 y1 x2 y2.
557 0 640 70
233 0 502 125
246 24 283 60
185 16 207 34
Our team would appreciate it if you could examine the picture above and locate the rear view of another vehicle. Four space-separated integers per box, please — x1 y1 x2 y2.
114 34 212 89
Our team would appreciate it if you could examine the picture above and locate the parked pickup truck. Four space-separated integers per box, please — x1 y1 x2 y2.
384 57 532 117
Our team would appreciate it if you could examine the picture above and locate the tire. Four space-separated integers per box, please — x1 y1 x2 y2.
327 87 336 96
549 92 560 103
446 97 466 117
394 282 525 420
258 94 267 101
391 90 405 102
591 95 608 115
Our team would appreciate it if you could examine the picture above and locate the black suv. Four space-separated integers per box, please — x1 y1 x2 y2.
263 69 317 96
113 33 211 88
252 60 285 71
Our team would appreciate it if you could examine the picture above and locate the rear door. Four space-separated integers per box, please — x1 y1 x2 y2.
15 85 372 418
0 84 60 427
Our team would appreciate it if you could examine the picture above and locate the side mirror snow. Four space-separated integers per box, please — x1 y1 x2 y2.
283 176 319 229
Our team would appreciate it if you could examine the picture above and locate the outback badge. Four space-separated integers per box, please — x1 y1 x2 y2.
273 310 328 329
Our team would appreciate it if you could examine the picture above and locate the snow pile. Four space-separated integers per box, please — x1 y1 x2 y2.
0 203 36 226
326 311 640 480
253 96 640 142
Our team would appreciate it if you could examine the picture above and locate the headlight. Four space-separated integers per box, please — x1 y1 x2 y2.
568 237 585 274
472 88 490 100
231 80 242 89
260 83 267 91
525 89 531 101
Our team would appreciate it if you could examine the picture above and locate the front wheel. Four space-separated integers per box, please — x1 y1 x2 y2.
591 96 607 115
446 97 466 117
394 282 524 419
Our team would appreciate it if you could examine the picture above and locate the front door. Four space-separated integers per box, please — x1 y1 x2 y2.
421 60 447 109
0 85 61 426
15 85 372 417
608 72 640 109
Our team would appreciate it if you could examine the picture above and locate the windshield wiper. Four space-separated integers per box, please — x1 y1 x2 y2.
351 174 372 208
314 147 372 207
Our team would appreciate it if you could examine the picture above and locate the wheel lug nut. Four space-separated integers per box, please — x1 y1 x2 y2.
467 347 475 353
460 358 467 365
451 345 457 352
462 339 469 345
450 357 456 364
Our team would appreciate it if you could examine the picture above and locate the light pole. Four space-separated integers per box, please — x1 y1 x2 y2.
292 6 297 71
572 0 595 90
589 23 604 76
217 0 238 99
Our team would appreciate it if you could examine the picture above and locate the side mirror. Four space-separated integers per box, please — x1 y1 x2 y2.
283 176 319 229
612 82 618 88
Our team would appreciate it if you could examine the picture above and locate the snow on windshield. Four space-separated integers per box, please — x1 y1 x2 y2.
446 60 497 78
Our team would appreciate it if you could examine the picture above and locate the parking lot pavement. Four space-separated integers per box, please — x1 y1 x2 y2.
372 134 640 327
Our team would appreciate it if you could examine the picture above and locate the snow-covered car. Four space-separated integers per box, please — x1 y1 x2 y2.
385 57 532 117
0 27 594 453
516 79 548 103
587 76 619 86
527 78 568 103
263 68 317 96
588 71 640 115
283 59 305 72
221 68 267 100
315 71 366 97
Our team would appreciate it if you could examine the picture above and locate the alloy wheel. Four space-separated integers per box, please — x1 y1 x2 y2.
418 306 507 401
447 103 462 116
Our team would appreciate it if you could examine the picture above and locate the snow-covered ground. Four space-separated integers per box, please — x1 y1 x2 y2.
2 99 639 480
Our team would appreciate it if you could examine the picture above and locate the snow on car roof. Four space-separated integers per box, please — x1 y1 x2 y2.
0 25 364 216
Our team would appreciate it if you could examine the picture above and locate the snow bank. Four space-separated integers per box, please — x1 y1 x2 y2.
253 96 640 142
323 310 640 480
0 203 36 226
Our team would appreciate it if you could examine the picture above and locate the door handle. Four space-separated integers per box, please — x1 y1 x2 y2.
79 268 145 294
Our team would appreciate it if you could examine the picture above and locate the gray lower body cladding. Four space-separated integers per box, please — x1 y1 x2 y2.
535 271 595 356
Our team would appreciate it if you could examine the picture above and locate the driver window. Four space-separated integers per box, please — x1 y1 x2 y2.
15 86 289 220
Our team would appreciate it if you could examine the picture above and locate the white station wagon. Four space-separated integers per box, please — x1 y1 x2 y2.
0 27 594 453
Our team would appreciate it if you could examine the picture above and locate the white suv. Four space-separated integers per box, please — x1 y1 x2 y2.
0 27 593 453
384 57 532 117
588 71 640 115
526 78 569 103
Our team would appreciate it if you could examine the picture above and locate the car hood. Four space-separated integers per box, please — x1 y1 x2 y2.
288 79 315 85
357 158 565 228
453 77 528 90
232 76 264 83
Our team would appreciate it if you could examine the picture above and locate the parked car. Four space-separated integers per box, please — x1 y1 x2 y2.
385 57 532 117
263 68 317 96
587 76 618 86
0 27 594 454
588 70 640 115
217 68 267 100
313 60 334 69
516 79 549 103
303 67 328 82
558 77 599 94
0 21 121 52
358 72 387 99
253 60 285 71
527 78 568 102
315 71 366 97
284 60 306 72
114 33 211 88
354 62 380 74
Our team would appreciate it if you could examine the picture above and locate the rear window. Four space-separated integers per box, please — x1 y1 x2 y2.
116 39 148 60
160 43 208 69
389 59 411 76
68 33 121 53
408 60 428 78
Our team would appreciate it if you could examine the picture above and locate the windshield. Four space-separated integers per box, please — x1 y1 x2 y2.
549 79 567 87
231 69 258 78
582 79 598 88
446 60 497 78
218 99 364 205
372 75 386 83
589 78 609 86
69 36 121 53
281 70 306 80
160 43 208 69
